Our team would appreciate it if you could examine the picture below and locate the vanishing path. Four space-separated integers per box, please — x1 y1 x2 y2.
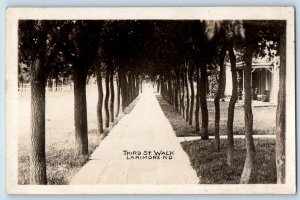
71 86 198 184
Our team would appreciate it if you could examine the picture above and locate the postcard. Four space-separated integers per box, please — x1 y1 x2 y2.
5 7 295 194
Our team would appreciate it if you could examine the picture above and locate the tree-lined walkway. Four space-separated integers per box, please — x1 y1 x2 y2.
71 86 198 184
19 20 286 185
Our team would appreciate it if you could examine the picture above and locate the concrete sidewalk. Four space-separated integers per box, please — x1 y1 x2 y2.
71 86 198 184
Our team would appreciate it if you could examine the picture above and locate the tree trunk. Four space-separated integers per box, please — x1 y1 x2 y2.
104 68 110 128
128 73 132 103
185 68 190 122
55 78 58 91
135 76 138 97
140 78 143 93
276 26 286 184
181 70 185 118
240 45 256 184
30 54 47 185
162 76 166 98
167 73 173 104
131 73 135 101
116 69 121 117
178 80 181 114
172 77 176 107
157 78 160 93
227 45 238 165
171 77 174 106
189 66 194 125
214 45 226 151
161 77 164 96
135 75 138 98
178 74 182 115
200 65 209 140
195 66 200 132
120 68 126 111
132 74 136 99
174 71 179 112
95 65 104 134
132 73 135 100
109 67 115 123
130 73 133 102
125 74 130 107
222 65 226 99
74 64 89 156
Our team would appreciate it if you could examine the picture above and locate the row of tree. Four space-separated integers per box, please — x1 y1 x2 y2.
19 20 143 184
19 20 286 185
153 20 286 184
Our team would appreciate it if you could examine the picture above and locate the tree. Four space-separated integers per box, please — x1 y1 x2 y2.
104 65 110 127
18 63 30 90
225 21 245 165
195 66 200 131
214 45 226 151
239 22 256 183
189 65 195 125
180 69 185 118
115 67 121 117
239 20 283 183
240 42 256 184
198 21 223 141
184 67 190 122
276 21 286 184
58 21 101 155
19 20 48 184
199 64 209 140
109 64 115 123
95 59 104 134
227 44 238 165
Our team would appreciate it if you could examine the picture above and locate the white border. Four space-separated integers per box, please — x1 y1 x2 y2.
5 7 296 194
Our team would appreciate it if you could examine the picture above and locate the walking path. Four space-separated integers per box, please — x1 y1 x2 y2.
71 86 199 184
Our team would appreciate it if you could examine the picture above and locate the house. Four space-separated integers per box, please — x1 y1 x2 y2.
224 57 280 105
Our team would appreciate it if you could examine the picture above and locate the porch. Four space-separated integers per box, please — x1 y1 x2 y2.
225 58 279 105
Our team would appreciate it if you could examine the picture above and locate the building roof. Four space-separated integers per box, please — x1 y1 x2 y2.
227 56 279 69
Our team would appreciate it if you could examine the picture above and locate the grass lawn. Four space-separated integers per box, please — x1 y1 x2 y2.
18 131 100 185
181 138 276 184
156 94 276 137
156 95 197 137
18 84 138 185
156 93 277 184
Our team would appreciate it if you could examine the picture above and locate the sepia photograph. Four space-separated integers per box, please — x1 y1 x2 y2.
5 7 295 194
